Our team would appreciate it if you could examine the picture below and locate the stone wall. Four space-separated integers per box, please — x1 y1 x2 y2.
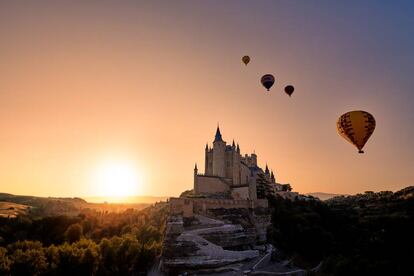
231 186 249 200
196 175 230 194
170 198 194 217
169 197 268 217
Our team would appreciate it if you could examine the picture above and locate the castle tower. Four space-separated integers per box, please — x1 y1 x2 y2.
212 126 226 177
232 142 241 185
194 163 199 193
204 143 209 174
251 152 257 167
265 164 270 182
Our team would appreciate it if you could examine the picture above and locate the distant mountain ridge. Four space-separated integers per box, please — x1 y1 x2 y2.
85 195 169 204
0 192 152 217
306 192 346 200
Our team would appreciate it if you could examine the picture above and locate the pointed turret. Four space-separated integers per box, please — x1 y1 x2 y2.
205 143 208 150
271 170 275 182
214 126 223 142
212 125 225 177
194 163 198 193
265 164 270 175
232 139 235 148
236 143 240 153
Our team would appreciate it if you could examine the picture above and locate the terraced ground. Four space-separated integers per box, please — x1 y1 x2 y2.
0 201 31 218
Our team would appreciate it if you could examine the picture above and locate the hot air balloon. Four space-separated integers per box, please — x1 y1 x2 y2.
261 74 275 91
336 110 376 153
284 85 294 97
242 55 250 66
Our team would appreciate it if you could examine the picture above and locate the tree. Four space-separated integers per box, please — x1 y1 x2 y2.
281 184 292 192
0 247 11 275
64 223 83 243
10 248 48 276
256 173 273 199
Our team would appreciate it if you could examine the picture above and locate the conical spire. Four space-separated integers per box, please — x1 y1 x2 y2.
205 143 208 150
214 125 223 142
271 170 275 181
265 164 270 174
236 143 240 153
232 139 235 148
194 163 198 170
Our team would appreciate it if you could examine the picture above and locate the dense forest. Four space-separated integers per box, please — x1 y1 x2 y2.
0 203 168 275
268 186 414 275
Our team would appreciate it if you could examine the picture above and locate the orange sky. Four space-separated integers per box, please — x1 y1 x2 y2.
1 1 413 197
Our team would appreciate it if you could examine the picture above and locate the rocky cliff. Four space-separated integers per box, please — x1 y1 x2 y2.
161 207 271 274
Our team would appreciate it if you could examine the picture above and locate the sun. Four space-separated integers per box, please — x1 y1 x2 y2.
92 160 141 198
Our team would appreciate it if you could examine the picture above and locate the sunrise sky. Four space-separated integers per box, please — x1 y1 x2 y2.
1 1 413 198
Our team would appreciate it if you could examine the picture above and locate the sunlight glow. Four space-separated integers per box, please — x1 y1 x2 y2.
92 160 141 198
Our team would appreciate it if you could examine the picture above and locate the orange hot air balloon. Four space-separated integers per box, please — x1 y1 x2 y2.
242 55 250 66
336 110 376 153
261 74 275 91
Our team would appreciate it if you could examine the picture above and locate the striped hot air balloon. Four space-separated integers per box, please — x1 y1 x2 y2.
261 74 275 91
336 110 376 153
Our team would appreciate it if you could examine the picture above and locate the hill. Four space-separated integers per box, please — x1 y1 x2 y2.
268 186 414 275
306 192 346 200
0 193 150 217
84 195 169 204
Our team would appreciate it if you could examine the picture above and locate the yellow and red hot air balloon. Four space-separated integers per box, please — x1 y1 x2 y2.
242 55 250 66
336 110 376 153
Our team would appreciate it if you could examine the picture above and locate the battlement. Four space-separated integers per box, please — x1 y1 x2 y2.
240 153 257 167
169 197 268 217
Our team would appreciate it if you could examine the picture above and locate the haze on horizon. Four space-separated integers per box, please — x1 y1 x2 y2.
1 1 414 198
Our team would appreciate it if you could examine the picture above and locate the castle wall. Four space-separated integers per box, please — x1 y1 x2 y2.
231 186 249 200
240 163 251 185
248 180 258 200
196 175 229 194
225 151 234 179
170 198 194 217
169 197 269 217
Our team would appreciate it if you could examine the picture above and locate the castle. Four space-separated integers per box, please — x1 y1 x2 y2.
169 126 287 218
193 126 283 200
164 127 278 273
163 127 294 273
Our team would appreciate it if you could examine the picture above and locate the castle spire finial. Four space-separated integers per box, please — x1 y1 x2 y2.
265 163 269 174
214 125 223 142
194 163 198 170
232 139 235 148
